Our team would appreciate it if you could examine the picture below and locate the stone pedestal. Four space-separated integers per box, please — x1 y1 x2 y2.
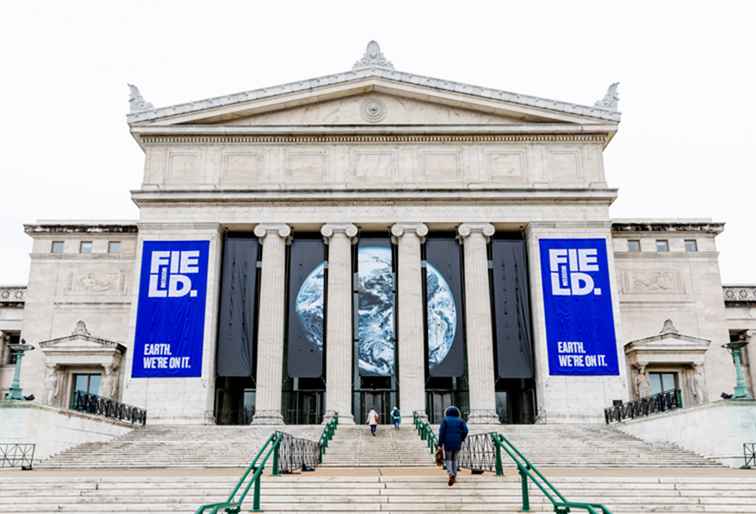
251 224 290 425
322 224 358 424
391 223 429 422
457 223 498 424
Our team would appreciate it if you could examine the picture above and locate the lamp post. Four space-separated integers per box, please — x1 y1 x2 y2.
5 339 35 401
722 338 753 401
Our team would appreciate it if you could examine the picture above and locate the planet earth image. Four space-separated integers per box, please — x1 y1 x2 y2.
356 245 395 376
425 263 457 369
295 262 325 352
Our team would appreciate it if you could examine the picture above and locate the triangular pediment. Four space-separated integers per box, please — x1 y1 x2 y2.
127 48 621 135
219 92 534 126
39 321 126 353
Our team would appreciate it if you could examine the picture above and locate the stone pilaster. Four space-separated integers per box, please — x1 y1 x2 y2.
321 223 358 424
251 223 291 424
457 223 498 424
391 222 429 422
747 330 756 397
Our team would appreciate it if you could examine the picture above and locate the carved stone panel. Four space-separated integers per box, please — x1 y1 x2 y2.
59 270 128 297
546 147 581 183
349 149 397 182
485 149 526 181
285 150 326 182
620 270 688 296
167 151 204 184
420 149 462 181
221 152 265 185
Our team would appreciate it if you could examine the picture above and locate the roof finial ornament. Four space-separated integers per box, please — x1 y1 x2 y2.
353 40 394 70
659 319 679 334
72 320 91 337
128 83 154 113
594 82 620 111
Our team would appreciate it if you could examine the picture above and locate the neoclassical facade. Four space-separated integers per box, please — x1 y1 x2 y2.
4 42 753 425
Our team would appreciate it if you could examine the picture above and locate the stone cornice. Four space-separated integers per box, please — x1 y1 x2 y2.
24 223 138 235
0 286 25 306
723 285 756 304
131 188 619 206
127 67 621 125
611 221 725 235
136 132 610 145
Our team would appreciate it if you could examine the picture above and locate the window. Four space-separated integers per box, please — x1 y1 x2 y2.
649 372 678 396
4 333 20 365
80 241 93 254
51 241 64 254
627 239 641 252
655 240 669 252
108 241 122 253
685 239 698 253
70 373 101 407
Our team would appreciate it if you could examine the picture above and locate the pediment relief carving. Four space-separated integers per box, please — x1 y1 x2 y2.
39 320 126 353
223 93 524 127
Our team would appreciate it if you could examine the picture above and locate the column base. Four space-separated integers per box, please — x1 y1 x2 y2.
251 410 285 425
466 409 500 425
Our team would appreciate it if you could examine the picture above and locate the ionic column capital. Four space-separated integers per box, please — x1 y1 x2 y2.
390 222 429 240
253 223 291 240
320 223 358 241
457 223 495 241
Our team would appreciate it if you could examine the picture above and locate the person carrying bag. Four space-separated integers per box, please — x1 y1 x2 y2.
437 405 468 486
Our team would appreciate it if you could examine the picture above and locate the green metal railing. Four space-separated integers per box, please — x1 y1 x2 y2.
412 413 612 514
195 414 338 514
319 414 339 462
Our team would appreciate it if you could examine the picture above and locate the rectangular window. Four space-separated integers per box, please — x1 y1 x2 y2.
51 241 64 254
655 240 670 252
108 241 122 253
649 372 678 396
627 239 641 252
70 373 102 407
80 241 93 254
685 239 698 253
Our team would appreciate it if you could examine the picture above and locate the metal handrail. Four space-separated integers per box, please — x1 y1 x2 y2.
492 432 612 514
412 412 611 514
0 443 35 470
71 391 147 426
195 431 282 513
195 413 339 513
604 389 682 424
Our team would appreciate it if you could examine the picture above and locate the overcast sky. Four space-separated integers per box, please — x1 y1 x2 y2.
0 1 754 285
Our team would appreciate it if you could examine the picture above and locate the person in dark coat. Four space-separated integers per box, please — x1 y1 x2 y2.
437 405 468 486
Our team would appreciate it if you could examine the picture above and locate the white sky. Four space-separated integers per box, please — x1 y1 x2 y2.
0 1 754 285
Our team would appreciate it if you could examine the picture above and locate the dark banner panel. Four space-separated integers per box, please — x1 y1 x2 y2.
287 237 326 378
217 235 259 378
491 238 534 379
356 237 395 376
425 236 465 377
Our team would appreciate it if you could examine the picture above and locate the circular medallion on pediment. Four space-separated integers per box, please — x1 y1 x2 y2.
361 97 386 123
0 290 8 299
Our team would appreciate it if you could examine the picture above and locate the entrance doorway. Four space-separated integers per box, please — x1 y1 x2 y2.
353 376 396 424
425 377 469 424
283 377 325 424
495 378 536 424
215 377 256 425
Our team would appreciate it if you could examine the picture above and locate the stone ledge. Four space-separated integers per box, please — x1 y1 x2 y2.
0 401 138 429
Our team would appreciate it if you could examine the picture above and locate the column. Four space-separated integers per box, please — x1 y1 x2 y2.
457 223 498 424
391 222 429 422
747 330 756 397
321 223 358 424
252 223 291 424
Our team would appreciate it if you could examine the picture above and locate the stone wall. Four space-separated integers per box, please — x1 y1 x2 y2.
612 222 733 403
614 400 756 467
0 401 132 461
19 224 138 405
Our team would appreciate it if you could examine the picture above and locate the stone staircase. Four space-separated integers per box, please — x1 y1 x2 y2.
321 425 434 466
464 424 720 468
37 422 718 469
1 469 755 513
38 425 322 469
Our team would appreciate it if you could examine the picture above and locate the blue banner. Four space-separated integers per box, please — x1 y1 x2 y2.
132 240 210 378
539 238 619 376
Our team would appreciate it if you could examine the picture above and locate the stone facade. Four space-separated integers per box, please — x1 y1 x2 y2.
5 42 751 424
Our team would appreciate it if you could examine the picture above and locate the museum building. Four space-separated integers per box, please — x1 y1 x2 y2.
1 42 754 426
